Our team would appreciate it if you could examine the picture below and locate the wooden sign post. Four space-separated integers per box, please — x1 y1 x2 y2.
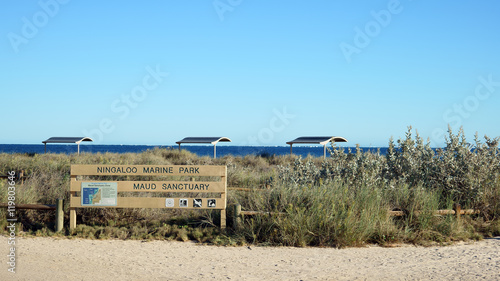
69 164 227 229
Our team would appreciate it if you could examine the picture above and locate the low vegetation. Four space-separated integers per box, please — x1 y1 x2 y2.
1 127 499 247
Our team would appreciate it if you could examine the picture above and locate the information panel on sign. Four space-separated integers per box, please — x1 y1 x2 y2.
81 182 118 206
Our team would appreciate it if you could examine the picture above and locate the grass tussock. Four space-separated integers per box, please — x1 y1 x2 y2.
0 126 499 247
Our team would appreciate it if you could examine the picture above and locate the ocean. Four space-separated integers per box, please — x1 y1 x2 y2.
0 144 388 158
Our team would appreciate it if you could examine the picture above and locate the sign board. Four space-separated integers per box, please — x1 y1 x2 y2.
69 164 227 229
81 182 117 206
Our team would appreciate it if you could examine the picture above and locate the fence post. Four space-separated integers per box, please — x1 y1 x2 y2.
233 204 242 230
19 170 24 185
454 203 461 221
55 198 64 232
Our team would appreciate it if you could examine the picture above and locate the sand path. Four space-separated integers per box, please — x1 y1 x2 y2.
1 236 499 280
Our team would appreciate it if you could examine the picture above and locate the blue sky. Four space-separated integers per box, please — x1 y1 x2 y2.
2 0 499 147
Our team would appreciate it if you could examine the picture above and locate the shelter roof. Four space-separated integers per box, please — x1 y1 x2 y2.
176 137 231 145
42 137 93 144
286 136 348 145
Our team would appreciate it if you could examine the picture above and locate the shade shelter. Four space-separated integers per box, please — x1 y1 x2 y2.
286 136 348 158
42 137 93 154
176 137 231 158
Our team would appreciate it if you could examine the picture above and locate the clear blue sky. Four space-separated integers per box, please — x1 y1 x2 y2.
2 0 499 147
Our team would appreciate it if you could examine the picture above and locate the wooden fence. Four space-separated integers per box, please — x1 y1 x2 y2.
231 203 479 230
0 170 26 184
0 199 65 232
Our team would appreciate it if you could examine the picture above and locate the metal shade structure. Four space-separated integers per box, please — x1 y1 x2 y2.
42 137 93 154
286 136 348 158
176 137 231 158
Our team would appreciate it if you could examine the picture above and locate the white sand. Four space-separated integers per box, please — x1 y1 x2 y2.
1 236 499 280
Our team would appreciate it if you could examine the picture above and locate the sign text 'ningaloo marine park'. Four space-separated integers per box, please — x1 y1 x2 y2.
97 166 200 174
71 165 226 176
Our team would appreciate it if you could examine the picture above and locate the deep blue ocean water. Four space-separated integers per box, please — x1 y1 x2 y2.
0 144 388 158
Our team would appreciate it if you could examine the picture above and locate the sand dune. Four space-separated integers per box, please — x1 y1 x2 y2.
1 236 499 280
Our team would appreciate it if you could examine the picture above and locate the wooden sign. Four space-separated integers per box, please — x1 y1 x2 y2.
69 165 227 229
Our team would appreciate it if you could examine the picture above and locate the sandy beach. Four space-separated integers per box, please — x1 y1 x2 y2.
1 236 499 281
